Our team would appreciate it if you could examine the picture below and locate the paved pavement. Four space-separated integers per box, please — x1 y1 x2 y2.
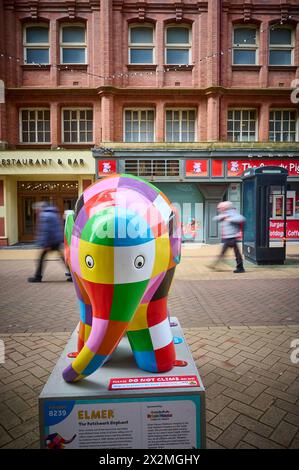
0 244 298 449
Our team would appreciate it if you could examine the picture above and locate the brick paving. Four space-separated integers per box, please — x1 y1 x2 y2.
185 325 299 449
0 244 298 449
1 245 299 332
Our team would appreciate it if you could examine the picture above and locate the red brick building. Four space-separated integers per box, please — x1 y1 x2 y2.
0 0 299 245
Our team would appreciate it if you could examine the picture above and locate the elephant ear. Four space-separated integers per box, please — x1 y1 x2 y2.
64 211 74 247
73 193 84 221
168 208 182 265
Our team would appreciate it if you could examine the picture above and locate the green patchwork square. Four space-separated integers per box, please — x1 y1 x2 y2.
65 213 74 246
110 280 149 322
127 328 153 352
81 208 115 246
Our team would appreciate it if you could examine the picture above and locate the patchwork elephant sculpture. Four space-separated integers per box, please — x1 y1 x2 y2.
63 174 181 383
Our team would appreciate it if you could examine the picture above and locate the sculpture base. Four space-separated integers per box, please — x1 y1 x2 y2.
39 317 206 449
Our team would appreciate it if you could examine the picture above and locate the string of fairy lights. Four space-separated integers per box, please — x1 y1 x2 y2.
0 17 295 82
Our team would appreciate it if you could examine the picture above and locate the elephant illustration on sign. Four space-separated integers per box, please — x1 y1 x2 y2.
63 174 181 383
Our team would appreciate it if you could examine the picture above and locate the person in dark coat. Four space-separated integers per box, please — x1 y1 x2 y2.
28 202 71 282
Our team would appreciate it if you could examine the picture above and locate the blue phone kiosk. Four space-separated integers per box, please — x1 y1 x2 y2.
242 166 288 265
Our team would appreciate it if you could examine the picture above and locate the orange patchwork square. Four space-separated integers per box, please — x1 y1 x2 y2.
96 320 129 356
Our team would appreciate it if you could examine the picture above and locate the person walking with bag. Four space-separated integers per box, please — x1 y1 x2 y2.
28 202 71 283
211 201 246 273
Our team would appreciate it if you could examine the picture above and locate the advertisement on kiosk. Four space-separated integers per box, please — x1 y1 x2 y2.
227 159 299 240
270 191 299 239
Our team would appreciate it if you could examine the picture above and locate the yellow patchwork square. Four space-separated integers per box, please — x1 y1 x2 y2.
84 324 92 342
127 304 148 332
79 239 114 284
152 236 170 278
72 345 94 374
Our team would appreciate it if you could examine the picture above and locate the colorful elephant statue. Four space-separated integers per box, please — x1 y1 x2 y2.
45 433 76 449
63 174 181 382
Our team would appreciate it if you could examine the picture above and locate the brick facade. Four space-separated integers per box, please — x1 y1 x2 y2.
0 0 298 148
0 0 299 245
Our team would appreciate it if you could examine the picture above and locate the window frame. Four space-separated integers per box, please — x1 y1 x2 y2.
123 108 155 143
269 108 298 142
128 24 155 65
23 23 50 65
19 108 51 144
165 24 192 65
61 107 94 144
232 24 259 66
123 159 180 179
227 108 258 142
165 108 197 142
60 23 87 65
269 25 295 66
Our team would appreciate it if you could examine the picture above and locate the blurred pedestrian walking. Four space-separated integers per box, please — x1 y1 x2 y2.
28 202 72 283
210 201 246 273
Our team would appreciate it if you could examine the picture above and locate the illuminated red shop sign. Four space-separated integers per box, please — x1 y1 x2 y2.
98 160 117 177
227 160 299 177
270 220 299 239
185 159 208 177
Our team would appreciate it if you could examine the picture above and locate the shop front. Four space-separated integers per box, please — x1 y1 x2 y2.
92 147 299 244
0 150 95 245
225 157 299 242
154 182 204 242
17 180 79 242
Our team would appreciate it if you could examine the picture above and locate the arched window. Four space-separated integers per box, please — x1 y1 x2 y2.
60 24 87 64
23 24 49 64
269 25 294 65
128 25 154 64
165 25 191 65
233 25 259 65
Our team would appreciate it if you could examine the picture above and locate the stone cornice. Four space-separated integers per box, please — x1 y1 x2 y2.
97 85 294 97
222 0 299 15
6 85 295 98
6 87 98 97
92 142 299 157
4 1 101 12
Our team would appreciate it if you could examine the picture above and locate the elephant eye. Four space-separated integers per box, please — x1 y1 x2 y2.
85 255 94 268
134 255 145 269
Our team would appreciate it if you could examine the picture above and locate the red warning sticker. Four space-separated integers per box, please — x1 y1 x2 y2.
108 375 201 390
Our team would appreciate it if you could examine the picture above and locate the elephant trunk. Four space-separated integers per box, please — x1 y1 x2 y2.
63 317 131 382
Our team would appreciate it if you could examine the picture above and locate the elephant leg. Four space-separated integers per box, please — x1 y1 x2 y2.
72 273 92 352
77 301 92 352
127 296 175 373
63 282 131 382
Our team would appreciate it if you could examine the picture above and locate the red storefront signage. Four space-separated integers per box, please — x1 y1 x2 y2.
270 220 299 239
212 159 224 177
185 159 208 177
98 159 117 176
227 159 299 177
